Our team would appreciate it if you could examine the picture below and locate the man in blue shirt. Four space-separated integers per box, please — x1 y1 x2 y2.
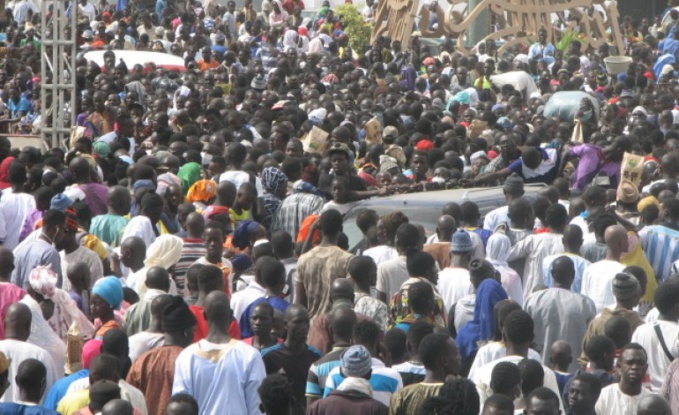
471 146 563 186
528 28 556 65
6 87 31 119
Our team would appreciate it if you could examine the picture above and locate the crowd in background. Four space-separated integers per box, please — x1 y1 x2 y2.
0 0 678 414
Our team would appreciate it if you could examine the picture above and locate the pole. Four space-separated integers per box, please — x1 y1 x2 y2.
41 0 77 149
467 0 490 49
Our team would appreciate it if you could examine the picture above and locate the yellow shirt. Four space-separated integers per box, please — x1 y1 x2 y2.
57 388 89 415
229 208 249 225
79 232 108 260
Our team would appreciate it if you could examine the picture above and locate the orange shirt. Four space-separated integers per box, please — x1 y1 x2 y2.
95 319 122 339
189 304 241 342
197 59 220 72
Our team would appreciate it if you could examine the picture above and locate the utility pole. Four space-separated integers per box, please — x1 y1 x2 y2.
40 0 77 149
467 0 490 48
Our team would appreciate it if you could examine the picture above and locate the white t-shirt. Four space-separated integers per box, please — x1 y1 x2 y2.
484 206 509 232
363 245 398 264
376 256 408 299
436 267 472 312
630 320 679 390
129 331 164 362
581 260 626 312
218 170 263 195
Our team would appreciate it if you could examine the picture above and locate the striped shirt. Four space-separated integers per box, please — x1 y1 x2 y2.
174 238 206 296
639 224 679 283
256 44 277 72
659 356 679 411
305 346 347 398
323 358 403 407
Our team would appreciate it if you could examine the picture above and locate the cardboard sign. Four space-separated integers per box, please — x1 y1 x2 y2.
301 126 330 155
364 118 382 146
620 151 644 187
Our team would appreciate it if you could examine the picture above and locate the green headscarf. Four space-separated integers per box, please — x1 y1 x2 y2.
177 162 203 195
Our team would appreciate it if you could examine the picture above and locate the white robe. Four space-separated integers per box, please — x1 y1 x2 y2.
595 383 652 415
507 232 564 297
19 296 66 375
524 287 596 372
0 339 59 404
173 339 266 415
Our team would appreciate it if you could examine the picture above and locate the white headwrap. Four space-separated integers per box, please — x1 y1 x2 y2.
134 235 184 296
145 234 184 270
283 29 299 51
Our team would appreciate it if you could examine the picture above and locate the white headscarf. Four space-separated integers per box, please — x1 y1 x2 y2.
486 233 524 305
135 235 184 296
308 37 324 55
145 234 184 270
486 233 511 266
20 295 66 378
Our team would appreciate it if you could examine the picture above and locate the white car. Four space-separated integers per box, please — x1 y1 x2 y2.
83 50 186 72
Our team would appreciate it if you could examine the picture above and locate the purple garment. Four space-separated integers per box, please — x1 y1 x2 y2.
69 290 86 315
400 67 417 91
78 183 110 216
20 208 42 242
568 144 621 190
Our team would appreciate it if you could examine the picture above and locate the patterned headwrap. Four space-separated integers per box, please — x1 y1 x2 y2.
186 179 217 203
29 265 58 298
261 167 288 196
261 167 288 230
64 207 80 232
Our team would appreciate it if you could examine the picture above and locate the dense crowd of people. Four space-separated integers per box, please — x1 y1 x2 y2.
1 0 679 414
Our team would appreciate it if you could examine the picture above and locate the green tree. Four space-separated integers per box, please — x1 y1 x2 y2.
336 4 372 54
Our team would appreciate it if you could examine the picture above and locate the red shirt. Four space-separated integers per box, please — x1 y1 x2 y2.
189 304 241 342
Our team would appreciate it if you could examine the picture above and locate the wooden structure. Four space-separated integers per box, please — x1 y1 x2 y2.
373 0 625 56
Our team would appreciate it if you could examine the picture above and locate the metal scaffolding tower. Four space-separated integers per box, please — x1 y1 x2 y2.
40 0 77 149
